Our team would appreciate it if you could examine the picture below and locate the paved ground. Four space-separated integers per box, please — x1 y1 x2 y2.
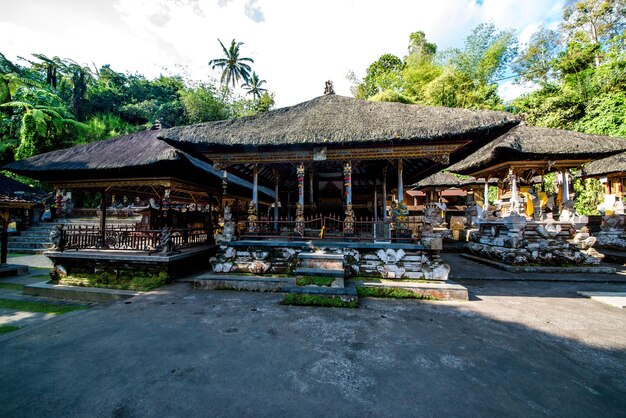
0 279 625 417
444 253 626 282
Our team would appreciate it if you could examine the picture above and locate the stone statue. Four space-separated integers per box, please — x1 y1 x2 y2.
344 203 355 236
247 201 259 234
49 224 64 251
215 206 235 245
149 198 159 210
324 80 335 95
159 227 174 255
424 202 444 228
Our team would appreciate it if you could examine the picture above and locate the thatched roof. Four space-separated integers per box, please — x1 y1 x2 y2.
159 94 520 149
584 151 626 177
448 125 626 175
0 174 47 206
3 130 274 199
414 171 497 189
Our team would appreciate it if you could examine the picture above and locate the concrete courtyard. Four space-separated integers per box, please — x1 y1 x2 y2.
0 279 625 417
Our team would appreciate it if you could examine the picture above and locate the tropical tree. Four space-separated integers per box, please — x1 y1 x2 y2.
209 39 254 88
243 72 267 99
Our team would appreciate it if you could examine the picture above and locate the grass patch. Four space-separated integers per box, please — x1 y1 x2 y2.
280 293 358 308
356 286 438 300
0 299 87 315
349 276 439 284
0 283 24 291
30 274 51 279
57 271 170 291
0 325 20 334
296 276 334 287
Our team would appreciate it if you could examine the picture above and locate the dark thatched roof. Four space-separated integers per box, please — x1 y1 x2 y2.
584 151 626 177
3 130 274 199
159 94 520 149
414 171 497 189
0 174 47 206
447 125 626 175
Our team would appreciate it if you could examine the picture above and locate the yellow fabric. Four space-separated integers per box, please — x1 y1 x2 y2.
538 192 548 207
520 192 534 217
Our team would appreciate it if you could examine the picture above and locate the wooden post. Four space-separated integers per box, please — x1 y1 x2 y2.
297 163 305 208
100 189 107 248
397 158 404 204
343 161 352 206
483 179 489 211
562 170 570 202
273 169 280 232
252 164 259 210
382 166 388 221
1 211 9 265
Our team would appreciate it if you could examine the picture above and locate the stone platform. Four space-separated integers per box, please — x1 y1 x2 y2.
0 264 29 278
461 254 617 275
23 282 139 303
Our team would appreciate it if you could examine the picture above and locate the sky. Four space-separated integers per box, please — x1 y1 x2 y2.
1 0 565 107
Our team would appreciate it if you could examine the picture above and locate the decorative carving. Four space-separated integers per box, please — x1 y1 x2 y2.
376 249 406 264
423 202 445 228
215 206 235 245
426 154 450 165
324 80 335 95
396 201 409 232
49 224 64 251
159 227 174 255
601 214 624 231
294 202 304 236
343 203 355 236
247 201 259 234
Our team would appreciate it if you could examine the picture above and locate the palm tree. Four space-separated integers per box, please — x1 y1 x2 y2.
209 39 254 88
243 72 267 99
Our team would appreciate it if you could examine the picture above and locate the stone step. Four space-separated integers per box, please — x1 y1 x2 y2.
8 236 52 243
294 267 344 277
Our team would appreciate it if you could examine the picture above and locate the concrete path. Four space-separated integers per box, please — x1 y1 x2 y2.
7 254 53 269
443 253 626 282
577 291 626 308
0 280 625 417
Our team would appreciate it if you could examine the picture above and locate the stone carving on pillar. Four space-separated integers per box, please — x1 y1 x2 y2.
294 202 304 236
247 201 259 234
49 224 64 251
344 203 355 236
423 202 445 229
396 201 409 233
215 206 235 245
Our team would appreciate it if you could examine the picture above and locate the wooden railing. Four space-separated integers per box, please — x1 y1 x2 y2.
239 215 424 242
60 225 211 251
65 208 140 219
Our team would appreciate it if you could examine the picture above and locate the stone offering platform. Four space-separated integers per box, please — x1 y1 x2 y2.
461 254 616 275
45 245 216 278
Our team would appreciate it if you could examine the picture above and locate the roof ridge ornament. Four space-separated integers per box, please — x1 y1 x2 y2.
324 80 335 95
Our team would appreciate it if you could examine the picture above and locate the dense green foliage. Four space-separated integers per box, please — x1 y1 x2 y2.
0 45 274 166
350 0 626 137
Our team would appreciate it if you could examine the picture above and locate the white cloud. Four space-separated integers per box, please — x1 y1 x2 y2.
1 0 565 107
498 80 540 102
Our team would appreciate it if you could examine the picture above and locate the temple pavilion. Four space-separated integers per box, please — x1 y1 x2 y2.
5 91 626 279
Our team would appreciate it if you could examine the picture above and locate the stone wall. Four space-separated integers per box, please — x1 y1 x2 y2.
209 245 450 281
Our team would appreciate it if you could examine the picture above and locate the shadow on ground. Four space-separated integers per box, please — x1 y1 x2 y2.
0 281 624 417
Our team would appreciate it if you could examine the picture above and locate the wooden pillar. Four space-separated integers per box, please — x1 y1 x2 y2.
562 170 570 202
343 161 352 206
309 168 314 208
1 211 9 265
252 164 259 210
100 189 107 248
483 179 489 211
397 158 404 204
297 163 305 208
273 169 280 232
382 166 388 221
